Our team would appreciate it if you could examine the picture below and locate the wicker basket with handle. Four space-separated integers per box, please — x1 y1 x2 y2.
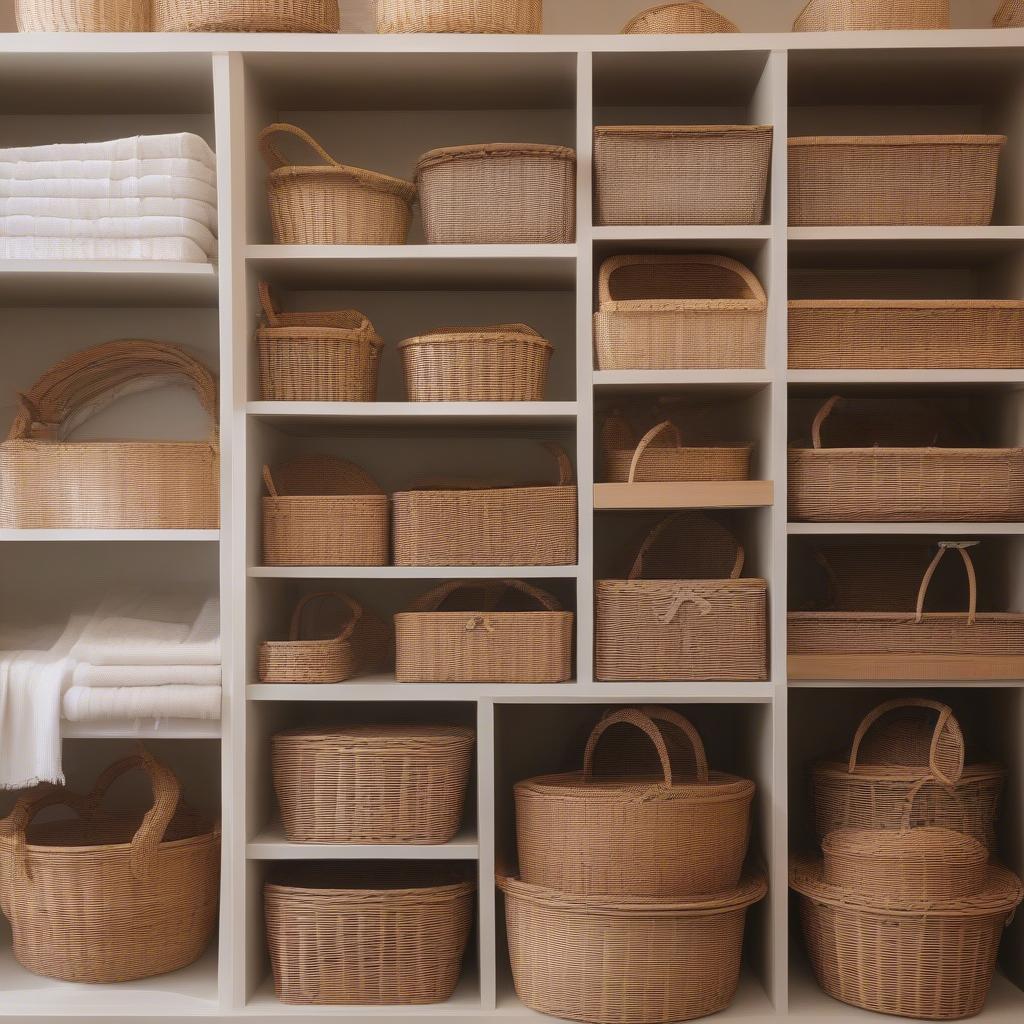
376 0 541 31
153 0 337 30
16 0 148 29
792 0 948 30
995 0 1024 26
622 2 738 32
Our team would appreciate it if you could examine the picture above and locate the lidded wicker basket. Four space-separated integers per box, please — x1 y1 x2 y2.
376 0 541 32
793 0 949 31
995 0 1024 26
153 0 338 30
16 0 148 30
622 2 738 33
259 123 415 245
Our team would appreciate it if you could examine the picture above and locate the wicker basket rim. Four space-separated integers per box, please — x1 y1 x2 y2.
265 879 475 901
396 609 572 622
272 724 475 745
395 483 576 498
789 445 1024 456
397 329 553 352
607 442 754 457
5 439 217 451
515 769 754 801
416 142 576 173
789 299 1024 311
596 576 767 588
811 760 1006 783
789 134 1007 148
595 123 771 138
790 610 1024 623
823 826 987 864
598 298 767 314
256 325 385 348
622 1 739 31
267 162 416 200
4 824 220 859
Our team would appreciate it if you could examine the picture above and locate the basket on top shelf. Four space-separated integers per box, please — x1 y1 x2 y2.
995 0 1024 26
594 254 767 370
259 123 415 245
792 0 948 30
395 579 573 683
622 2 738 33
376 0 541 32
0 751 219 983
16 0 147 30
153 0 338 30
0 339 218 530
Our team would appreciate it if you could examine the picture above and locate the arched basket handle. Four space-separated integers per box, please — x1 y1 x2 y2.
627 420 682 483
915 541 979 625
258 122 339 171
289 591 363 642
628 512 744 582
407 578 562 614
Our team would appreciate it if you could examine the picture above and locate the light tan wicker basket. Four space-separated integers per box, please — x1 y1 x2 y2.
376 0 541 32
416 143 576 244
516 706 754 897
0 751 219 983
272 724 473 844
392 442 577 566
596 512 767 681
594 254 767 370
153 0 337 30
266 864 474 1005
399 324 552 402
995 0 1024 26
594 125 771 226
622 2 738 33
395 579 572 683
259 123 415 245
789 135 1006 227
262 455 389 566
0 340 218 531
793 0 948 30
16 0 148 29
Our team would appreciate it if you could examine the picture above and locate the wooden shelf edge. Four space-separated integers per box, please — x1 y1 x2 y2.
595 480 773 510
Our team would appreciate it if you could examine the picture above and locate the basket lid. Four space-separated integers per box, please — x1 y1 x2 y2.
397 324 551 351
273 723 475 750
788 134 1007 148
595 124 771 139
416 142 576 174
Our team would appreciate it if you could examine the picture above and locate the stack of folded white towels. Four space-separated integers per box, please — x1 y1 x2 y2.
0 132 218 263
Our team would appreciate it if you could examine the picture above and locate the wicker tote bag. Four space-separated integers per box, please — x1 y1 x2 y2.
376 0 541 31
0 339 218 530
995 0 1024 26
0 751 220 983
793 0 948 30
622 2 738 33
16 0 148 29
153 0 337 29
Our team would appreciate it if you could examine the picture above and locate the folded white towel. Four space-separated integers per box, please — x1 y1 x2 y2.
0 157 215 187
0 197 218 233
0 133 216 169
72 663 221 688
0 175 217 205
0 215 218 257
63 685 221 722
0 236 211 262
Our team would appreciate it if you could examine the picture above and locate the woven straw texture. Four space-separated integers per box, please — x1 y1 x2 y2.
256 282 383 402
376 0 541 32
811 543 941 612
416 143 576 244
995 0 1024 26
259 123 414 245
392 442 577 566
622 2 738 33
594 125 771 226
17 0 148 29
153 0 337 30
500 872 767 1024
594 254 767 370
0 339 218 530
789 135 1005 227
596 513 767 681
793 0 948 30
789 298 1024 369
395 579 572 683
0 752 219 983
399 324 552 402
516 706 754 897
266 864 473 1005
262 455 389 566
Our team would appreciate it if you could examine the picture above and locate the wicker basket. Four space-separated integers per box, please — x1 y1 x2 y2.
793 0 948 30
810 543 943 613
594 125 772 226
266 864 474 1005
516 707 754 897
596 513 767 681
376 0 541 32
0 752 219 983
16 0 148 30
789 135 1006 227
0 340 218 530
500 871 767 1024
995 0 1024 26
416 143 576 244
262 455 389 566
594 254 767 370
789 298 1024 369
399 324 552 402
392 442 577 566
256 282 384 402
259 123 415 245
395 579 573 683
153 0 337 29
622 2 738 32
788 395 1024 522
259 591 392 684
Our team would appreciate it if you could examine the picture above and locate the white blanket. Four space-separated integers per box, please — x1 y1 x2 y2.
0 175 218 205
0 215 218 257
63 685 221 722
0 133 216 168
0 157 215 187
72 664 221 688
0 236 212 262
0 196 218 233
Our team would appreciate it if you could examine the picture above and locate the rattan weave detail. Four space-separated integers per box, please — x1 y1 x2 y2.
995 0 1024 26
621 2 738 33
792 0 949 30
153 0 337 29
376 0 541 32
17 0 148 29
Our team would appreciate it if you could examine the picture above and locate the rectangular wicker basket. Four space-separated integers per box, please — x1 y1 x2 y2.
792 0 948 31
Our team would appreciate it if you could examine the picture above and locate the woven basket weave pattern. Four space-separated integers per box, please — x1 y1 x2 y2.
995 0 1024 26
793 0 949 30
376 0 541 32
622 2 738 33
17 0 148 29
153 0 337 30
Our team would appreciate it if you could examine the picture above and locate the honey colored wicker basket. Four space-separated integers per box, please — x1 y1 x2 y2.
594 254 767 370
153 0 337 30
266 864 474 1005
0 340 218 530
262 455 389 566
500 871 767 1024
793 0 948 30
995 0 1024 26
596 512 767 681
416 143 576 244
594 125 772 226
376 0 541 32
259 123 415 245
399 324 552 402
0 751 220 983
622 2 738 33
789 135 1006 227
516 706 754 897
395 579 573 683
16 0 148 29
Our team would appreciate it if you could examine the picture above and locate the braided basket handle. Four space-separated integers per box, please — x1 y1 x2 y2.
258 122 339 171
628 512 745 581
408 578 562 613
262 465 278 497
915 541 979 625
628 420 683 483
289 591 363 642
810 394 843 450
258 280 281 327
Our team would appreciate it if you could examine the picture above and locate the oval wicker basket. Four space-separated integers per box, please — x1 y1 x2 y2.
995 0 1024 26
399 323 552 402
594 124 772 226
395 579 573 683
793 0 949 30
416 142 576 244
622 2 738 33
266 864 474 1005
0 751 220 983
262 455 389 566
153 0 337 31
376 0 541 32
259 123 415 245
594 254 767 370
516 706 755 897
16 0 148 30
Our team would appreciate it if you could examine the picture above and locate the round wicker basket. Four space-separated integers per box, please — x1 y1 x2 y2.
376 0 541 32
622 2 738 33
153 0 338 31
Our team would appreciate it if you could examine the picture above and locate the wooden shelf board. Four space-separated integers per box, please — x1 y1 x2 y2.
788 653 1024 682
247 401 578 427
61 719 221 739
249 565 578 579
787 522 1024 535
595 480 773 511
248 822 478 860
0 529 220 542
591 225 772 241
594 369 771 390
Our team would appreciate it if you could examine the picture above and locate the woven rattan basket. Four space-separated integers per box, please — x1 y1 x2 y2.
793 0 948 30
262 455 389 566
516 706 754 897
259 123 415 245
995 0 1024 26
0 339 218 530
376 0 541 32
594 125 771 226
0 751 219 983
266 864 474 1005
500 871 767 1024
416 143 576 244
395 579 573 683
256 281 384 402
594 254 767 370
392 442 577 566
596 512 767 681
622 2 738 32
153 0 337 30
399 324 552 402
789 135 1006 227
16 0 148 29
